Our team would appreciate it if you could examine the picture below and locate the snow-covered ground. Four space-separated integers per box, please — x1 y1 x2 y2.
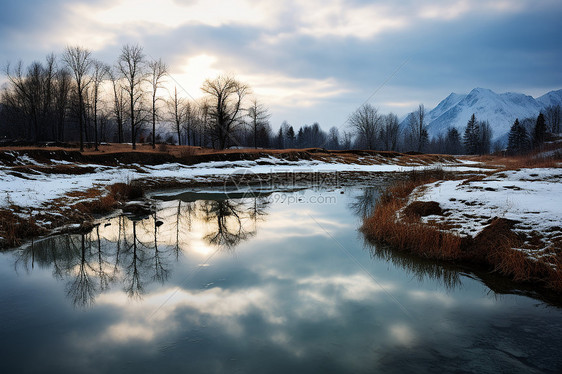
412 168 562 256
0 154 480 211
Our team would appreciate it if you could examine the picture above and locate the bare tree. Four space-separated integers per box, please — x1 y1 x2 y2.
197 97 211 147
41 54 56 141
108 67 126 143
407 104 428 152
168 86 187 145
183 101 199 146
381 113 400 151
4 60 39 141
327 126 340 149
54 67 72 142
118 44 146 149
148 58 167 149
90 60 109 150
4 55 60 143
348 103 381 150
545 104 561 133
201 74 250 149
246 98 271 149
62 46 92 151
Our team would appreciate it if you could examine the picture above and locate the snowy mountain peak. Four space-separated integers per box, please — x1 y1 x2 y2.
537 89 562 107
410 88 562 142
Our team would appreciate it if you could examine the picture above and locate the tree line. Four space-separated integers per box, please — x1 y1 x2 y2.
0 44 350 151
347 102 561 155
2 45 560 153
0 45 265 150
505 107 561 156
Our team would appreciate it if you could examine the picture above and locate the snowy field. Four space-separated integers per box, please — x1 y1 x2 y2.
412 168 562 257
0 153 480 210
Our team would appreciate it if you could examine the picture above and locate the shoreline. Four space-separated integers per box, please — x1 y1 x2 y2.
0 146 470 249
361 164 562 293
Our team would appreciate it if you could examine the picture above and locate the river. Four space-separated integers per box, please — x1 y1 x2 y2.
0 186 561 373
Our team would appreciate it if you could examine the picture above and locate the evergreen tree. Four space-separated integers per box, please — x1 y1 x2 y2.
477 120 492 155
276 126 284 149
296 127 304 148
507 118 528 155
533 113 547 148
286 126 295 148
463 113 478 154
445 127 463 154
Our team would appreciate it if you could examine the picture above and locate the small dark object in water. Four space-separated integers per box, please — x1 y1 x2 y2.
155 220 164 227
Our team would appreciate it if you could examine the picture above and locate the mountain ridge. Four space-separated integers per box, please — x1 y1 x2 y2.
402 88 562 142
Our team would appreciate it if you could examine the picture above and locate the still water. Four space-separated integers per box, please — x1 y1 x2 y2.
1 187 561 373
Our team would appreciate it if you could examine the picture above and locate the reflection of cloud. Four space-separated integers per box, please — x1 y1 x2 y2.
92 269 397 348
299 274 395 301
408 290 456 308
389 323 416 347
103 322 156 343
258 209 351 240
89 285 281 346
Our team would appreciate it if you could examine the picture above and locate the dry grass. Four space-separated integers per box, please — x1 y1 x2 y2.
108 182 143 201
0 143 467 166
0 209 47 247
465 152 562 171
362 171 562 293
363 199 463 260
70 182 144 216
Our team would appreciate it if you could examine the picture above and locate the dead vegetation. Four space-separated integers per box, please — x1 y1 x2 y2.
0 209 47 247
362 166 562 293
0 180 148 249
0 143 461 168
465 150 562 171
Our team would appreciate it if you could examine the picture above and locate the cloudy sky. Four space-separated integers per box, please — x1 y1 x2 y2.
1 0 562 129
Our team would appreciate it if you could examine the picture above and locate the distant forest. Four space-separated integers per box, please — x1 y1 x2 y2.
1 44 560 155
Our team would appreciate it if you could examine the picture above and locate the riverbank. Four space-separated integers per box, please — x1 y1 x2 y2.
361 159 562 292
0 145 473 249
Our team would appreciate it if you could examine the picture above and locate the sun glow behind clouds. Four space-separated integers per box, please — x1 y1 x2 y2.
3 0 558 126
167 54 221 100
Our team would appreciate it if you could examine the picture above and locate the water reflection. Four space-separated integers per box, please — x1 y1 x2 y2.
3 188 562 374
201 200 256 248
14 195 270 307
348 187 380 219
365 239 462 291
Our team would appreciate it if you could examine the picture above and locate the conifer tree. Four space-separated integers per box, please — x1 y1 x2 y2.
507 118 528 155
533 113 547 148
463 113 478 154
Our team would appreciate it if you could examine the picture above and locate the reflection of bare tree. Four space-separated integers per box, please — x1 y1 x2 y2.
248 196 270 230
11 194 271 308
66 234 98 308
123 220 147 299
349 187 380 219
201 200 257 250
150 212 169 284
94 225 114 292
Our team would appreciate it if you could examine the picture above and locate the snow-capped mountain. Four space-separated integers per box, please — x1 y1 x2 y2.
403 88 562 142
537 89 562 108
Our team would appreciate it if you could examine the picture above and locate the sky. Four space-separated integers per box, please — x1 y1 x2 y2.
1 0 562 130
